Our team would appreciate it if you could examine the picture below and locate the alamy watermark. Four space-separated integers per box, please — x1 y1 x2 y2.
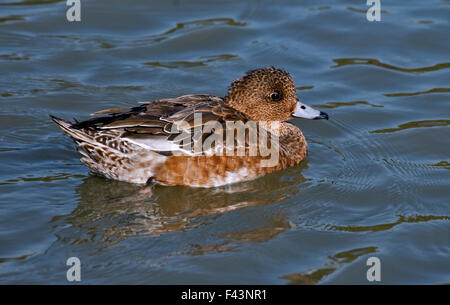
366 256 381 282
66 257 81 282
153 113 281 168
366 0 381 22
66 0 81 22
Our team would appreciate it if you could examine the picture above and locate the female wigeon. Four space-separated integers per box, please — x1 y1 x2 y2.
51 67 328 187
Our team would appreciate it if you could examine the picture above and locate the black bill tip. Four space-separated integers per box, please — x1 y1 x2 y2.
314 111 329 120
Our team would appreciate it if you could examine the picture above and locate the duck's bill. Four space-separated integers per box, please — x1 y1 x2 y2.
292 102 329 120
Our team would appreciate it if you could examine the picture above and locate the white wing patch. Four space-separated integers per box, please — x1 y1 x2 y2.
124 136 180 152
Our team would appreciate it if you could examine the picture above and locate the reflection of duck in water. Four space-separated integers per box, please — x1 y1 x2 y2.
64 164 308 245
51 68 328 187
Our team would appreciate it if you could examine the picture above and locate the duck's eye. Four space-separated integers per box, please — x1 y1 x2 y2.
270 91 282 102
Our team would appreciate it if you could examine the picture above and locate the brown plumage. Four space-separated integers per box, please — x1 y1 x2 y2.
50 67 328 187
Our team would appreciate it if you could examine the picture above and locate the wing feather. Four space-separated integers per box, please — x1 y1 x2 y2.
72 94 267 156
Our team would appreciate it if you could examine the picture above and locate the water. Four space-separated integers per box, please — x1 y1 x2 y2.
0 0 449 284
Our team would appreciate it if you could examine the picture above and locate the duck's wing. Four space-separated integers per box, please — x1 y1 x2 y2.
68 94 255 156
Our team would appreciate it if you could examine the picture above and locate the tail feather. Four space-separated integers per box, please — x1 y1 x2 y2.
49 114 162 184
49 115 93 143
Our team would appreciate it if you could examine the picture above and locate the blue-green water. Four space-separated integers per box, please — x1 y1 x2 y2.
0 0 449 284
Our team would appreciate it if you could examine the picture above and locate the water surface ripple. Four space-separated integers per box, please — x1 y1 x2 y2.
0 0 449 284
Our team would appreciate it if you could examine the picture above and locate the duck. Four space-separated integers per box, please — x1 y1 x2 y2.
50 67 328 187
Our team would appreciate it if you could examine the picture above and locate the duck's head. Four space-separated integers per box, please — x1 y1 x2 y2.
225 67 329 122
